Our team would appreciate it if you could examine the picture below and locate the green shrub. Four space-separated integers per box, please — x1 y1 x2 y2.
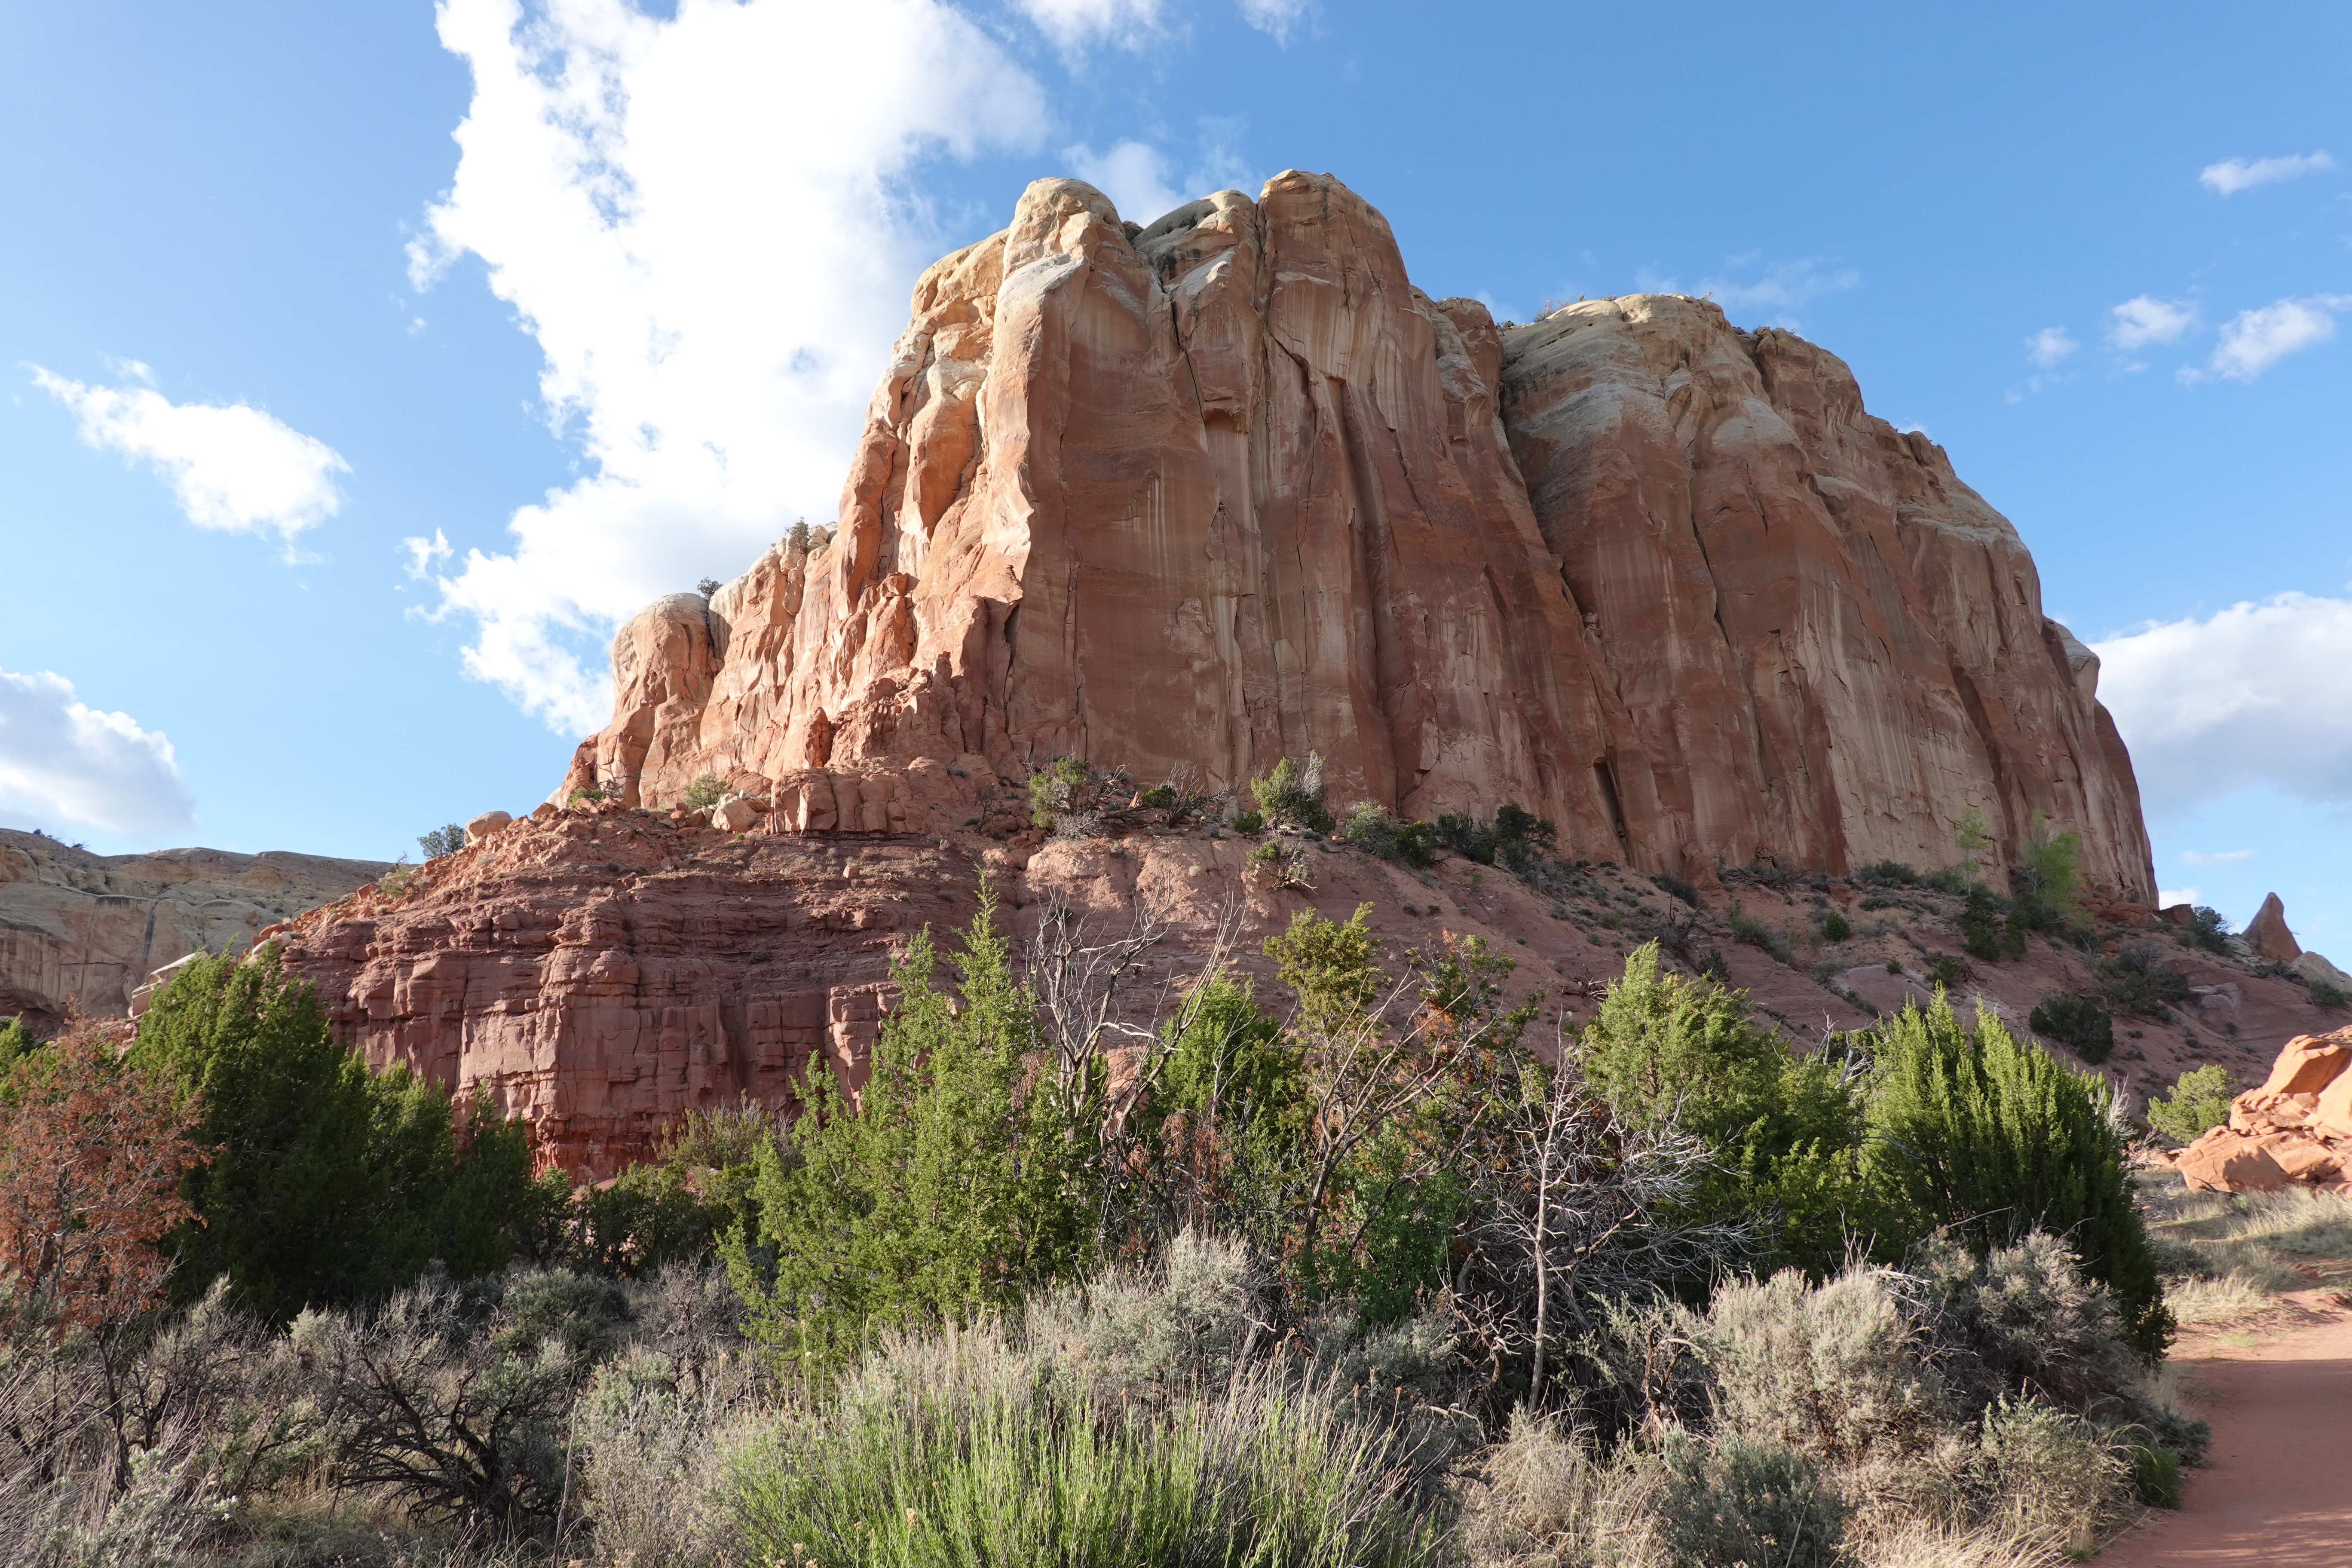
1725 901 1788 964
2101 941 2193 1018
1654 872 1700 908
1340 801 1436 868
729 881 1098 1373
2177 905 2231 954
1657 1432 1848 1568
2132 1441 2183 1508
2313 981 2349 1010
1957 888 2013 964
1580 946 1873 1277
2145 1064 2241 1145
1927 953 1972 990
1233 809 1266 835
2028 990 2114 1064
1820 910 1851 943
132 948 547 1319
1248 839 1314 888
0 1015 39 1072
416 823 466 859
1864 993 2172 1358
682 772 725 810
1029 756 1089 827
1857 861 1920 886
2008 815 2082 933
1248 754 1335 833
1432 803 1556 872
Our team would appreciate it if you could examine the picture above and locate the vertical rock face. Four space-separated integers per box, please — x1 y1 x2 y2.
557 170 2153 898
1499 297 2153 893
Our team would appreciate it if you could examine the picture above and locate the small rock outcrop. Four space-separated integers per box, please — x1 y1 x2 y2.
2245 891 2302 963
2174 1027 2352 1193
0 829 386 1029
556 171 2156 901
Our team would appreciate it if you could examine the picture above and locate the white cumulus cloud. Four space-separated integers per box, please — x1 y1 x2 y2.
2095 593 2352 822
28 364 348 553
2107 295 2196 351
2025 326 2078 367
0 668 196 838
1014 0 1164 50
404 0 1049 734
2191 294 2352 382
2199 150 2336 196
2157 885 2202 908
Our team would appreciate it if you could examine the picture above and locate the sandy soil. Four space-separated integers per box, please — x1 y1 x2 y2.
2101 1296 2352 1566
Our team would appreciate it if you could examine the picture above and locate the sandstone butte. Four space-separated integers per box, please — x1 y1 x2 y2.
258 171 2192 1173
0 828 384 1032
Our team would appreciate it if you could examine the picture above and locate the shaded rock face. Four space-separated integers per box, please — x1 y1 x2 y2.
0 829 385 1030
562 171 2153 901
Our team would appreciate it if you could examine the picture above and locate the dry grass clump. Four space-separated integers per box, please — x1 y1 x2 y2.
2138 1171 2352 1328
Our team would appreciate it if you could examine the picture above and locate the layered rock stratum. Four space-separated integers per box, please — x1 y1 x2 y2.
265 170 2223 1171
0 829 384 1029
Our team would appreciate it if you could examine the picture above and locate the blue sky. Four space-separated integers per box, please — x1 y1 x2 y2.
3 0 2349 956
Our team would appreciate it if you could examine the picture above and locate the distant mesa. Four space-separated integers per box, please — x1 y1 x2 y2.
0 828 386 1031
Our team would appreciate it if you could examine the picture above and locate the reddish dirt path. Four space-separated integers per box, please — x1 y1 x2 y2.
2101 1299 2352 1567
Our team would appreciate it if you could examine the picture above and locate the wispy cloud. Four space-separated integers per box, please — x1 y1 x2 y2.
2095 593 2352 821
1235 0 1316 43
28 363 347 555
1637 253 1859 329
2025 326 2078 367
1013 0 1165 50
2200 150 2336 196
2180 848 2254 866
0 667 195 838
2187 294 2352 382
2108 295 2196 350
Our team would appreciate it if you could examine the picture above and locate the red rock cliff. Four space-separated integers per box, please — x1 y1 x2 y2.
560 172 2152 899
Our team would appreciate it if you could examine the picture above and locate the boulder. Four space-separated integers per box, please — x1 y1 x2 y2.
2248 1034 2351 1099
2177 1128 2293 1194
2245 891 2302 963
465 810 514 845
2291 951 2352 990
711 797 760 833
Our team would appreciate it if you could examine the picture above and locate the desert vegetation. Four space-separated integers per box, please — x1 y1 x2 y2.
0 880 2206 1566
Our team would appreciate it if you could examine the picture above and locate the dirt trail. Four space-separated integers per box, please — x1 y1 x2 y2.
2102 1298 2352 1567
